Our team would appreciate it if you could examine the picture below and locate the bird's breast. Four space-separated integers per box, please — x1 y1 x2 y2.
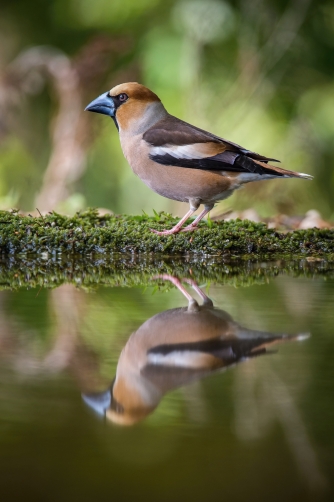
119 133 235 204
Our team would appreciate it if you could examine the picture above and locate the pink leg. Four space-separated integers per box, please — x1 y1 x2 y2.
150 206 198 236
153 274 194 301
180 204 214 233
152 274 199 311
183 279 214 307
152 275 212 311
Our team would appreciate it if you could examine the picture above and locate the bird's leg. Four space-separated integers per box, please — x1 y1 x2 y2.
183 279 214 308
153 274 200 311
150 201 200 236
180 204 214 232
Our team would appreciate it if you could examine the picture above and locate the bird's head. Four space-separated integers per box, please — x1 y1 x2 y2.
82 373 159 426
85 82 165 133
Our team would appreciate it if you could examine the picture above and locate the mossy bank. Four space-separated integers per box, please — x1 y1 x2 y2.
0 208 334 257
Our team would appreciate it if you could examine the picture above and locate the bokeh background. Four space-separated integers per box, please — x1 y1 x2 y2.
0 0 333 218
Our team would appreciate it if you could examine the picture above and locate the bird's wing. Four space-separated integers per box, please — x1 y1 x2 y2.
143 115 282 176
145 336 282 369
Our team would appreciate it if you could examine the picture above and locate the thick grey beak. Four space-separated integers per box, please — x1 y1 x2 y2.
85 92 115 117
82 390 111 416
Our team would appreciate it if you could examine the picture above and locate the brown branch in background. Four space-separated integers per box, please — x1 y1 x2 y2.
43 284 109 393
0 36 133 212
0 47 84 211
31 49 84 211
43 284 85 371
0 284 109 393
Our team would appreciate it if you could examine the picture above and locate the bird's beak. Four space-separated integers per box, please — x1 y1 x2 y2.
85 92 115 117
82 390 111 416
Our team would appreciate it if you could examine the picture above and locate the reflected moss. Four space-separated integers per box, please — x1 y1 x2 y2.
0 251 333 291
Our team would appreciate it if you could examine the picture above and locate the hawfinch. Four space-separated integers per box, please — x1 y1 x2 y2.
85 83 312 235
83 275 307 425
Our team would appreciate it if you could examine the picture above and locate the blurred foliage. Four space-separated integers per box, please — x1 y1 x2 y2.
0 0 334 217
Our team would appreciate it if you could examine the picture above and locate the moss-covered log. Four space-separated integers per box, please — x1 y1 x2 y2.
0 208 334 257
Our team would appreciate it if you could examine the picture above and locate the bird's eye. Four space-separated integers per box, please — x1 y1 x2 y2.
118 93 128 102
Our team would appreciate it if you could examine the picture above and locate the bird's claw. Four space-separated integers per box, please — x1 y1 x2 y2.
149 227 181 236
180 225 198 233
150 224 199 235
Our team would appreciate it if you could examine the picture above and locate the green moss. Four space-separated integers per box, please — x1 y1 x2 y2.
0 208 333 257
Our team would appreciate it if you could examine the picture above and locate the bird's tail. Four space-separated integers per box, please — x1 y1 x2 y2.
254 159 313 179
246 332 310 357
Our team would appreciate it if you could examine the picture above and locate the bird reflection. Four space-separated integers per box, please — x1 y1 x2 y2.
83 275 307 426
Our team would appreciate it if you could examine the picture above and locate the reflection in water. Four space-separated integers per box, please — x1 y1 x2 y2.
234 355 328 491
0 276 329 496
0 285 107 391
83 275 308 426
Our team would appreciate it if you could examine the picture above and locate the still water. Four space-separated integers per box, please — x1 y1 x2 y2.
0 264 333 501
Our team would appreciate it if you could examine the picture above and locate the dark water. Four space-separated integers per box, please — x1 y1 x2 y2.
1 268 334 501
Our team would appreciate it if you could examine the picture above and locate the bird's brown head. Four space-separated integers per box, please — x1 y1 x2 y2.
82 376 157 426
85 82 163 132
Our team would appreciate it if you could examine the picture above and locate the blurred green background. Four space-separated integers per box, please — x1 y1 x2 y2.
0 0 333 218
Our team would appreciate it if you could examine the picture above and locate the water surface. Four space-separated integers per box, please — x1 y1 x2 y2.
0 263 333 501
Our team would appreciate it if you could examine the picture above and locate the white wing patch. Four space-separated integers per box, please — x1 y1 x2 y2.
150 143 224 160
147 350 214 369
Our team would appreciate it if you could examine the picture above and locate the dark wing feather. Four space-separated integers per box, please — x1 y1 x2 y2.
143 116 221 147
149 151 283 176
143 115 280 164
147 337 279 361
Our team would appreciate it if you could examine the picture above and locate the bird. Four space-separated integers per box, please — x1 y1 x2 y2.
82 275 308 426
85 82 312 236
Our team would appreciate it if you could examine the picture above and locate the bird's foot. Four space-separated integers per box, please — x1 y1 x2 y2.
149 227 182 236
180 224 198 233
